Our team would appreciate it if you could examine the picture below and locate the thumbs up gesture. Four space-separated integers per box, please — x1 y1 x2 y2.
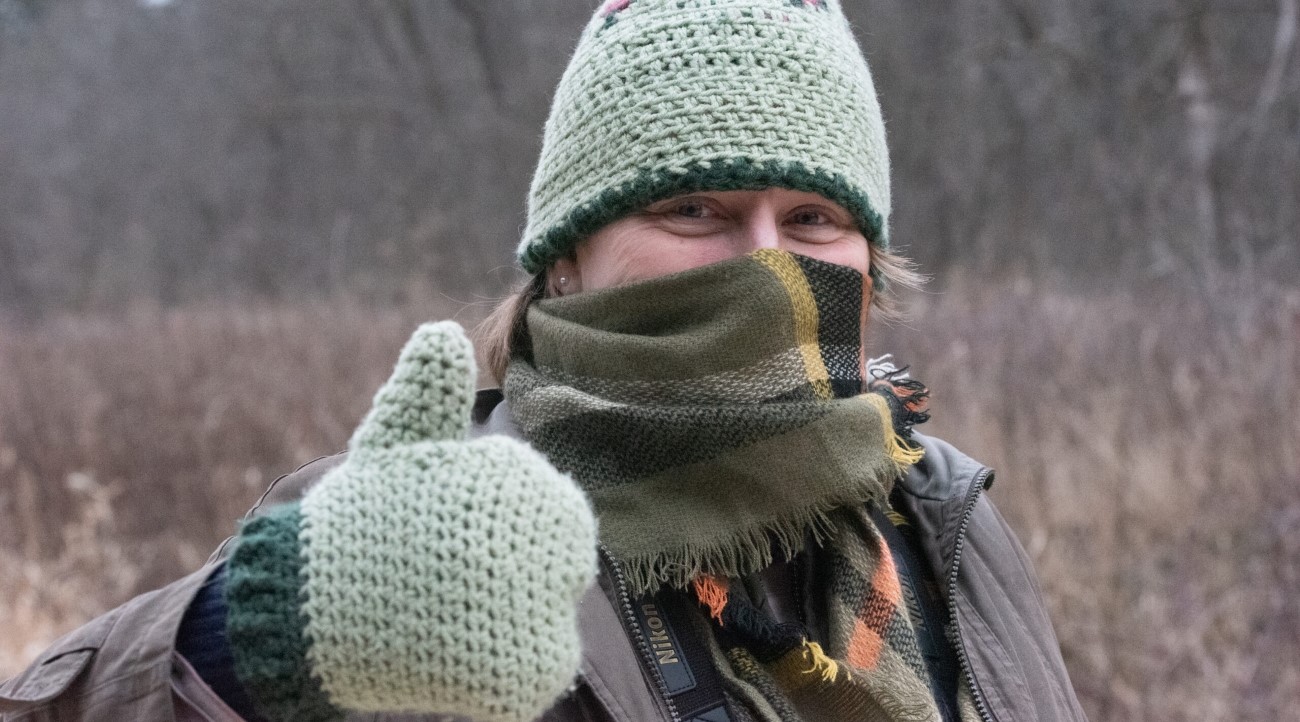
225 322 598 722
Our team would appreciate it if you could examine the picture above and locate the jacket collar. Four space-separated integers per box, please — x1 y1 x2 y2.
899 431 994 502
471 389 522 440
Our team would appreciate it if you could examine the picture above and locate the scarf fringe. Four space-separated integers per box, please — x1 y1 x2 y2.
692 575 730 622
612 396 924 596
618 502 847 597
802 642 840 683
864 392 926 473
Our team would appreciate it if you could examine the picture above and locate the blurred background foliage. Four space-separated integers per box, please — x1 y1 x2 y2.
0 0 1295 313
1 1 1298 720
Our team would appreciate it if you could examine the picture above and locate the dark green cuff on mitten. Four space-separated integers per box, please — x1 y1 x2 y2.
225 502 342 722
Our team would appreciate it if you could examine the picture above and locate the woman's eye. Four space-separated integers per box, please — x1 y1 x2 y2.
790 209 829 225
673 202 710 218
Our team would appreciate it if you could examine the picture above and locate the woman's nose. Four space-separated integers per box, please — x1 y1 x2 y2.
739 208 782 251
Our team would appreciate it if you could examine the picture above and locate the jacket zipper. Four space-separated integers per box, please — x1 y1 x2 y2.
599 544 682 722
947 467 997 722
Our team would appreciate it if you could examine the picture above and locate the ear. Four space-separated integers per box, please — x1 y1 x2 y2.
548 256 582 296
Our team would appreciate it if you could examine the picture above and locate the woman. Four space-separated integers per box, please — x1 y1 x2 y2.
0 2 1087 721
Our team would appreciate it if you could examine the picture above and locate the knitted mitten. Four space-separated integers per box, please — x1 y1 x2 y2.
224 322 598 722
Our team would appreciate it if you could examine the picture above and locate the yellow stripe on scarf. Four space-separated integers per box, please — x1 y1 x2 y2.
752 249 832 399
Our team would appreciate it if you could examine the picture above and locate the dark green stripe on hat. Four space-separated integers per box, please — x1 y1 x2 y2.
519 158 887 277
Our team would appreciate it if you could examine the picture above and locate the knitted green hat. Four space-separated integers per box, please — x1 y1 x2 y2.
518 0 890 274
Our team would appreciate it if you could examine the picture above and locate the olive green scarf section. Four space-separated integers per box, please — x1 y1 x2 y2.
504 249 908 596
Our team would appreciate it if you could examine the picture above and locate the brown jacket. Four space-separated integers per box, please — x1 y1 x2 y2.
0 394 1087 722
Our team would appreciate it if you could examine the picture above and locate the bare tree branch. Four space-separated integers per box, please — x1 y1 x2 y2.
1245 0 1297 155
991 0 1040 44
447 0 504 110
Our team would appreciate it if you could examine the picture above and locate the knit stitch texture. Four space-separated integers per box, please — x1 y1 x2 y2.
226 503 340 722
519 0 890 275
225 322 598 722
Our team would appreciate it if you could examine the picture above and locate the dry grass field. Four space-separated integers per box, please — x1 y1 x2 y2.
1 277 1297 721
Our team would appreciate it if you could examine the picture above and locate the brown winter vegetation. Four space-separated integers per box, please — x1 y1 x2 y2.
1 275 1296 721
2 1 1296 720
0 300 463 670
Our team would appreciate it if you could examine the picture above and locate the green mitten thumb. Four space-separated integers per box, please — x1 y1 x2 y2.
348 319 476 450
226 322 597 722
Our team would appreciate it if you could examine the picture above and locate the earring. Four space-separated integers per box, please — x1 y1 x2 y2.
558 276 569 286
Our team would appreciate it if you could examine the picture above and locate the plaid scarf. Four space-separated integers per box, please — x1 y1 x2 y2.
505 249 941 721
